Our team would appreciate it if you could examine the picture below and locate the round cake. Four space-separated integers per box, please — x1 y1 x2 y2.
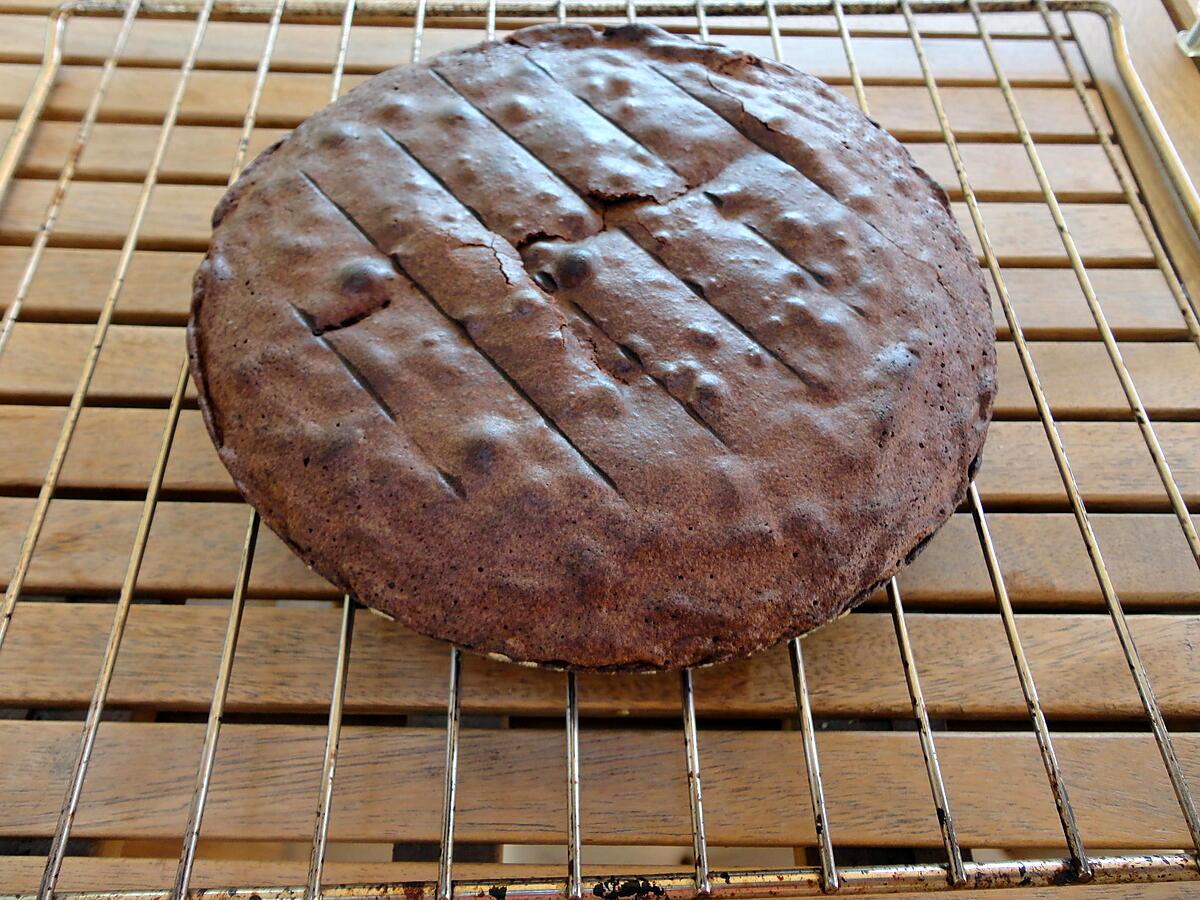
189 22 995 671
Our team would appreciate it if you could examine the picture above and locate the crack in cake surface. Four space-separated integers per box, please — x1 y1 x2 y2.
300 170 626 500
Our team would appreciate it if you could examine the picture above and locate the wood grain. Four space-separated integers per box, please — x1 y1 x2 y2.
2 174 1146 261
0 118 1120 203
0 13 1090 83
1 4 1198 886
6 248 1188 341
4 323 1199 419
4 409 1200 513
0 859 691 895
3 721 1199 847
0 246 205 324
1 497 1196 606
0 858 1195 897
0 603 1197 719
0 0 1074 35
0 61 1109 139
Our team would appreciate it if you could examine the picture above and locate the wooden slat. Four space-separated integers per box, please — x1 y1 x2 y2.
0 323 194 404
2 721 1198 847
0 497 1195 606
4 324 1200 418
976 420 1200 510
0 119 293 185
908 141 1124 202
0 860 1194 898
0 118 1120 202
0 859 692 895
992 341 1200 420
0 179 223 250
0 247 204 325
4 248 1188 340
726 31 1090 85
2 178 1145 261
986 267 1191 340
0 1 1072 35
857 83 1106 142
950 200 1152 266
4 409 1199 513
0 604 1197 720
0 63 1108 139
0 405 227 494
0 497 331 598
0 14 1089 84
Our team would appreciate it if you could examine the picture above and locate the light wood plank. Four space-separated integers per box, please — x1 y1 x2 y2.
4 120 292 185
4 324 1200 419
0 247 204 325
0 323 193 404
0 405 226 494
1 118 1120 202
0 497 331 599
0 62 1109 140
0 497 1195 606
992 341 1200 420
0 858 1195 897
976 420 1200 510
908 140 1124 202
0 1 1072 35
5 248 1188 340
986 267 1192 341
2 721 1198 847
2 176 1147 262
0 604 1197 720
4 408 1199 513
0 858 692 894
0 179 223 250
856 83 1107 142
729 31 1090 86
949 200 1152 266
0 14 1089 84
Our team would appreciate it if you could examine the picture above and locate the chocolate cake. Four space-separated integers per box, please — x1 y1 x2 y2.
188 22 995 671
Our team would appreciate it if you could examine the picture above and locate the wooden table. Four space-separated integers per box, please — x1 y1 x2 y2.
0 0 1198 896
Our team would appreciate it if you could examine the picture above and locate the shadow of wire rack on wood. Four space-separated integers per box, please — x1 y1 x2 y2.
0 0 1199 897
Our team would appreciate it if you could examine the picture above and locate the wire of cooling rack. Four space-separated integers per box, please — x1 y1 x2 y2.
0 2 139 360
899 0 1200 867
966 0 1200 849
12 1 221 892
1 0 1200 897
887 0 1091 880
806 12 969 885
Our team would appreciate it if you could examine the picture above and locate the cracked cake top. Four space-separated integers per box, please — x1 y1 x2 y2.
188 22 996 671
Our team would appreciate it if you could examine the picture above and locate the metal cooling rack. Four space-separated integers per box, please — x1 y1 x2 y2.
1 0 1199 897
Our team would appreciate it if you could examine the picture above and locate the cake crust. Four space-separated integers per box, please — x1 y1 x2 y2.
188 22 995 671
